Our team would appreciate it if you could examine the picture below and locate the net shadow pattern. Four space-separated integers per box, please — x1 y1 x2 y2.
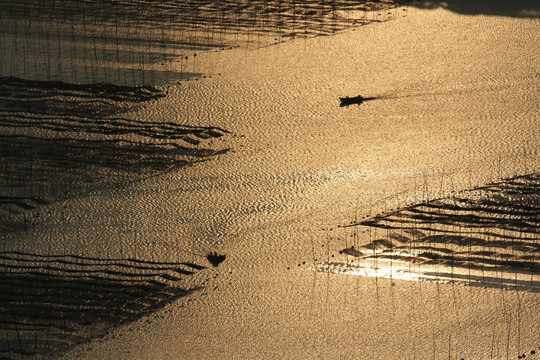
2 0 409 39
0 1 410 85
0 251 207 359
0 77 230 233
334 174 540 291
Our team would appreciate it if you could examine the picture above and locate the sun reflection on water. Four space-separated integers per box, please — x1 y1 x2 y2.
311 259 540 292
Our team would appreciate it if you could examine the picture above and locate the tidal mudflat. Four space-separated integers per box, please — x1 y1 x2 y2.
1 1 539 359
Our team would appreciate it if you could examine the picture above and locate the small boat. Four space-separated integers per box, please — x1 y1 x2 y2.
207 252 226 267
339 95 376 107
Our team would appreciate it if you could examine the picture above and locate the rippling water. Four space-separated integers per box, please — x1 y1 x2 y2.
314 174 540 292
0 0 403 85
1 2 539 359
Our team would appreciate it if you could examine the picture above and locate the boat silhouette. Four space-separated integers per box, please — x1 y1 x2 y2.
207 252 226 267
339 95 376 107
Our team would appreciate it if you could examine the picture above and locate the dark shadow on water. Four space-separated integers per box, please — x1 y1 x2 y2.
0 77 231 234
0 76 166 117
0 251 207 358
0 77 165 102
411 0 539 18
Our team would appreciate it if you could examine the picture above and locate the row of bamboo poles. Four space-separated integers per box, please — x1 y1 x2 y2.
0 0 406 86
